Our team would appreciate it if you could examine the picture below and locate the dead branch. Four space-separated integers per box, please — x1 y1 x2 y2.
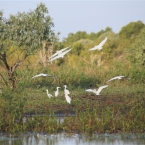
0 73 8 86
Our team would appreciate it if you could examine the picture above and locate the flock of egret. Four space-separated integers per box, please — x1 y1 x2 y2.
85 75 130 95
31 37 130 104
45 85 71 104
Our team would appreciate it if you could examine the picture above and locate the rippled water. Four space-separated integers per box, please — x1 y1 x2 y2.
0 132 145 145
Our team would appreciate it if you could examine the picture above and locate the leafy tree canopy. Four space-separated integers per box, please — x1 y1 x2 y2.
119 21 145 41
0 3 55 54
127 27 145 66
0 3 57 89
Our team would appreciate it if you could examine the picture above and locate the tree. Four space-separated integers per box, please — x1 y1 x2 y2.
119 21 145 41
127 27 145 66
63 31 88 45
0 3 56 90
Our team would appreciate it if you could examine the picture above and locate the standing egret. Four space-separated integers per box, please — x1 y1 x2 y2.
88 37 107 51
64 85 70 94
106 76 130 83
86 85 108 95
48 48 72 62
31 73 53 79
46 89 53 98
55 87 61 97
64 93 71 104
50 47 70 59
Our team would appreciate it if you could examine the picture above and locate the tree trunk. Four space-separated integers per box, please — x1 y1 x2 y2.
39 41 54 66
8 71 15 90
0 52 28 90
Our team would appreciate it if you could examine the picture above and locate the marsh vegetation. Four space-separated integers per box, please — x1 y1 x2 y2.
0 3 145 134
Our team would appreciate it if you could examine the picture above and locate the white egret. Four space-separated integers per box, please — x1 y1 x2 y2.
65 93 71 104
46 89 53 98
86 85 108 95
48 48 72 62
31 73 53 79
64 85 70 95
50 47 70 59
106 76 130 83
55 87 61 97
89 37 107 51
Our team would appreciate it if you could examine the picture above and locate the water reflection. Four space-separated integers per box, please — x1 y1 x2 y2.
0 132 145 145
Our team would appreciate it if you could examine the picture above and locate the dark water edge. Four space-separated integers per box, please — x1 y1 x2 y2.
0 132 145 145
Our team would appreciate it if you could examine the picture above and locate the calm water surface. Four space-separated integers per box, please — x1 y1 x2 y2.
0 132 145 145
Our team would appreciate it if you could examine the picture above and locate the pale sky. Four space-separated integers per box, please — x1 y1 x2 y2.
1 0 145 41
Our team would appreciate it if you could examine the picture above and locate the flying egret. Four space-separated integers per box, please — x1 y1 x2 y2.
31 73 53 79
46 89 53 98
106 76 130 83
48 48 72 62
50 47 70 59
89 37 107 51
64 85 70 95
65 93 71 104
55 87 61 97
86 85 108 95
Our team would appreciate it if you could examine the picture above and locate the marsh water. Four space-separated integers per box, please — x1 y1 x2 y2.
0 115 145 145
0 132 145 145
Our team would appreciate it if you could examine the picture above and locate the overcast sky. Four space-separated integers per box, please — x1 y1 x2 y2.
1 0 145 41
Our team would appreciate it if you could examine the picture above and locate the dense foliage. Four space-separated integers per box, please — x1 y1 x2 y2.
0 3 57 89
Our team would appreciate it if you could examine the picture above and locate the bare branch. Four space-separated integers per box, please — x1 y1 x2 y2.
11 54 29 73
0 73 8 86
1 52 10 71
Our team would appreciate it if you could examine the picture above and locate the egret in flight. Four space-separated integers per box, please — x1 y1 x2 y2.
55 87 61 97
46 89 53 98
89 37 107 51
48 48 72 62
50 47 70 59
31 73 54 79
106 76 130 83
86 85 108 95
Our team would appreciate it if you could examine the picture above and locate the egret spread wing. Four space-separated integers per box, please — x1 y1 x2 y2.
31 74 41 79
88 46 98 51
61 48 72 56
88 37 107 51
106 76 126 82
50 51 60 59
98 37 107 47
31 73 48 79
48 48 72 62
106 77 117 82
85 89 97 94
50 47 70 59
48 55 60 62
97 85 108 94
